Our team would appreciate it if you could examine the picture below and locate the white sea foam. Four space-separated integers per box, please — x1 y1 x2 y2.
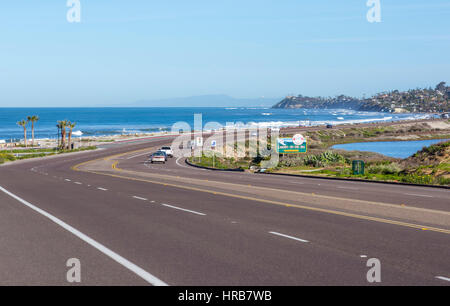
222 114 429 131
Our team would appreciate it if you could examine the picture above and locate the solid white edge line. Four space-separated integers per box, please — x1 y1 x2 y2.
269 231 309 243
0 185 168 286
435 276 450 282
161 203 206 216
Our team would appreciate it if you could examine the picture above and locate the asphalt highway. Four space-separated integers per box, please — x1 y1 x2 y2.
0 135 449 285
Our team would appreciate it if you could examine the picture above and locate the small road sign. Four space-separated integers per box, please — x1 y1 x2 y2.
277 134 307 154
196 137 203 147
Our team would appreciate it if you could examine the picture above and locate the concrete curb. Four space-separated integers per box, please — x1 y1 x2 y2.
185 158 245 172
260 171 450 189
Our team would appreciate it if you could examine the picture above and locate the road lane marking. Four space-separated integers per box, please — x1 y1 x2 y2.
132 196 148 201
435 276 450 282
97 187 108 191
81 167 450 235
126 151 154 160
404 193 433 198
269 231 309 243
72 151 450 235
74 182 82 185
161 204 206 216
0 185 168 286
65 179 71 182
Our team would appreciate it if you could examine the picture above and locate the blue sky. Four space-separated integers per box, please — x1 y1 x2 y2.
0 0 449 107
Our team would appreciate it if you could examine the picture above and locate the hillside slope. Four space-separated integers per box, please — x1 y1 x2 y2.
273 82 450 113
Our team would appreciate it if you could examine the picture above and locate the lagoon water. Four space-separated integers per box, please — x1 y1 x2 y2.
332 139 449 158
0 107 431 140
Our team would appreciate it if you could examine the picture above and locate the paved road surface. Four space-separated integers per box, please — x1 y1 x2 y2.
0 135 449 285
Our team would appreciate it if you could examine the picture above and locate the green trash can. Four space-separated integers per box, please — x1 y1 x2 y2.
352 160 365 175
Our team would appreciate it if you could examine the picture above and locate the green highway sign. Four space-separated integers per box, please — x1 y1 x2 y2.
277 134 307 154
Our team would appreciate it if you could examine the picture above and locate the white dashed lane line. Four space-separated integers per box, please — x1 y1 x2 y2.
132 196 148 201
97 187 108 191
161 204 206 216
435 276 450 282
269 231 309 243
74 182 82 185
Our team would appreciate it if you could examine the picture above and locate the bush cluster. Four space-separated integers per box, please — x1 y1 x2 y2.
280 151 347 168
367 163 402 175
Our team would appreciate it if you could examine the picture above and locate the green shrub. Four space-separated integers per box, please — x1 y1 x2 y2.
0 153 16 162
438 177 450 186
400 174 435 185
367 163 402 175
301 151 346 167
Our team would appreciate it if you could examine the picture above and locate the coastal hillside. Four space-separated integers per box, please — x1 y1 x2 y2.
403 140 450 167
401 140 450 184
273 82 450 113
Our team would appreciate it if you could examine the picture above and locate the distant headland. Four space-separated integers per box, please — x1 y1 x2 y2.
272 82 450 113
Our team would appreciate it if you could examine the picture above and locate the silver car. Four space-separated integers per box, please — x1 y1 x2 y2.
150 151 166 164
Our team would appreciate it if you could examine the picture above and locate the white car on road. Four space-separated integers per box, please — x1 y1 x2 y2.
160 146 174 158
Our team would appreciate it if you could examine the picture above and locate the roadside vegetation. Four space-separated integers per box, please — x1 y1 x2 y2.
187 154 249 170
269 141 450 186
1 117 98 165
0 146 97 165
187 121 450 186
299 121 450 150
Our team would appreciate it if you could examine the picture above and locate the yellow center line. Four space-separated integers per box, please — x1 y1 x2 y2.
72 149 450 235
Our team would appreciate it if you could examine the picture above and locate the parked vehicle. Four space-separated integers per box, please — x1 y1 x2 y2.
150 151 166 164
160 146 174 157
326 124 333 129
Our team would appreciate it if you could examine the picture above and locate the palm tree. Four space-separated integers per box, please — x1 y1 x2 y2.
67 121 76 150
27 115 39 147
57 120 68 150
17 120 29 148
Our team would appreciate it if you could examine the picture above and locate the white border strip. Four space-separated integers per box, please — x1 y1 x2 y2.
0 185 168 286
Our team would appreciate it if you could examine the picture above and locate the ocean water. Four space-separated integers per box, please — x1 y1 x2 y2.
0 107 432 140
332 139 449 158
